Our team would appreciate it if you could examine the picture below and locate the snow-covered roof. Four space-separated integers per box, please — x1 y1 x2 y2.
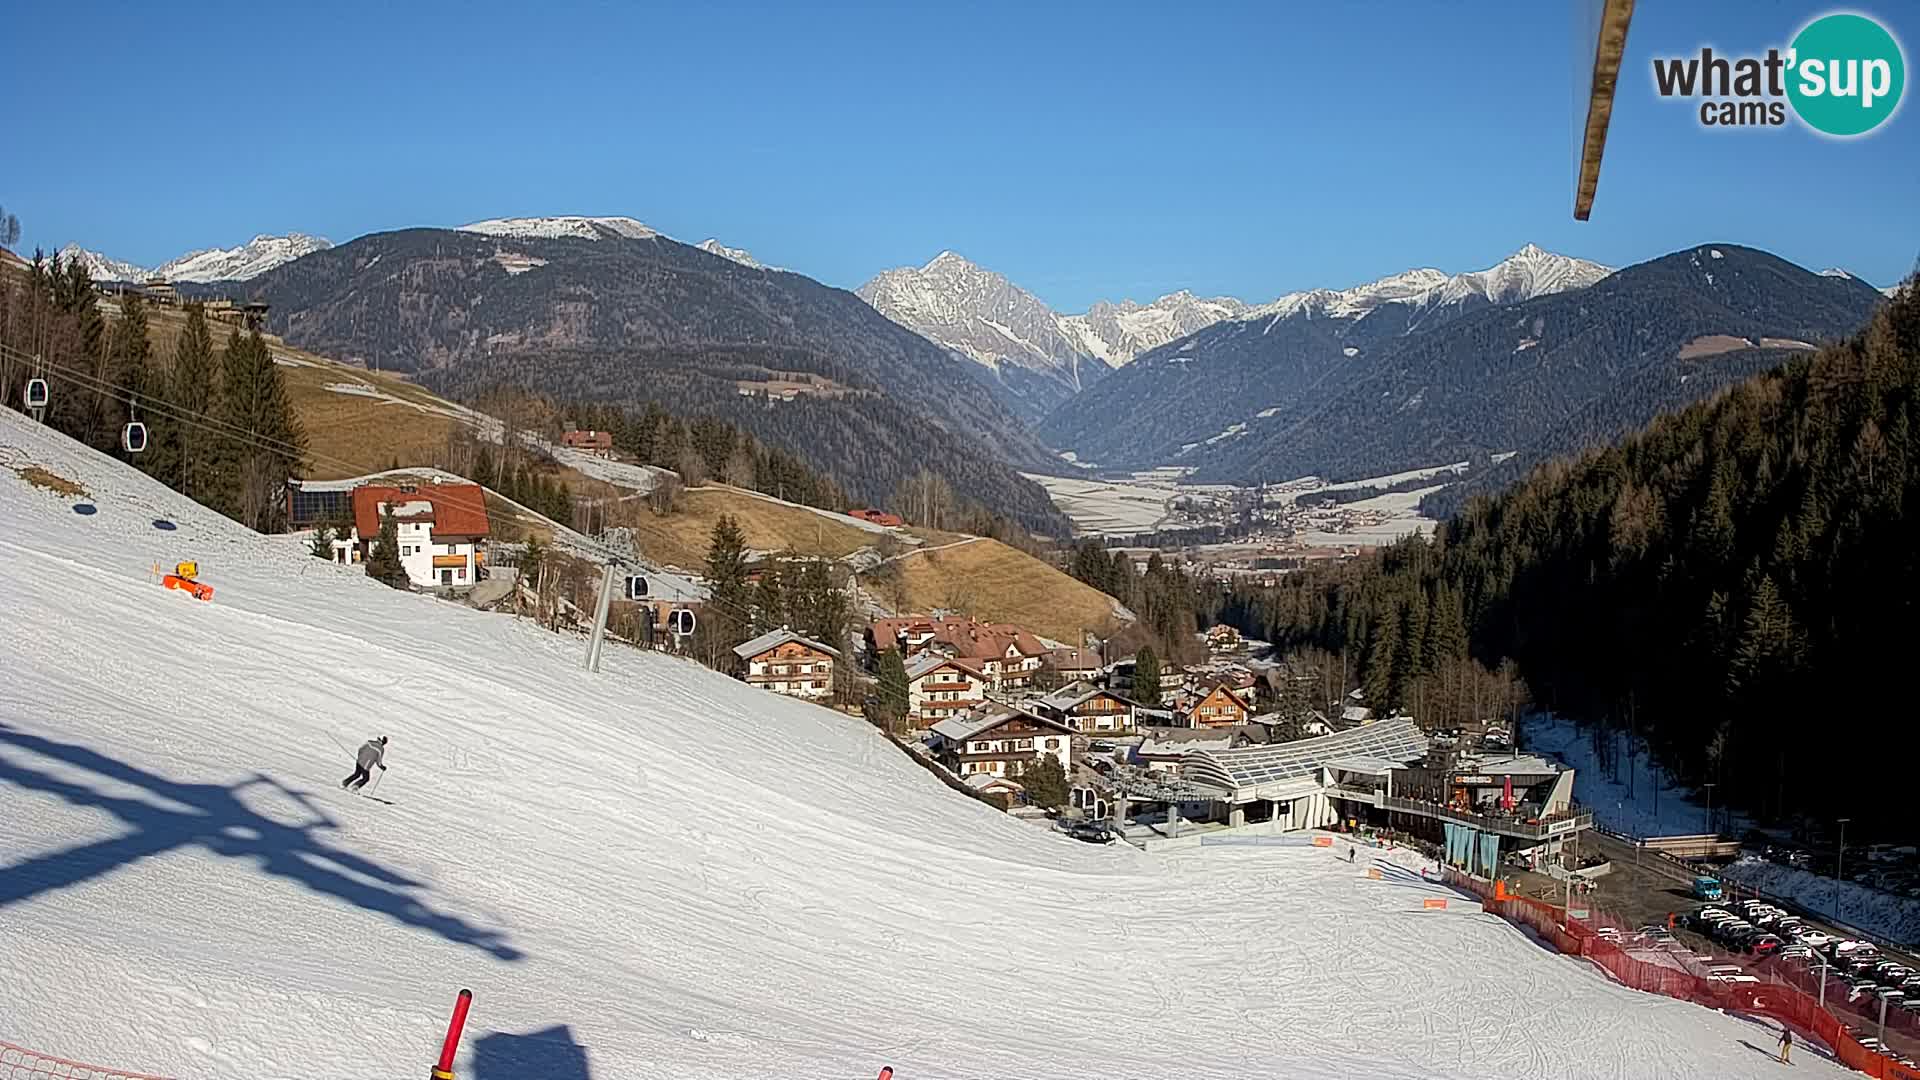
904 651 982 682
1183 719 1429 794
963 772 1022 792
930 705 1070 744
732 628 841 661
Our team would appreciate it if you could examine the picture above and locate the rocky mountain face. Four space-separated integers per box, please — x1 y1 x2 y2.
225 227 1072 533
1038 245 1615 469
1053 246 1885 502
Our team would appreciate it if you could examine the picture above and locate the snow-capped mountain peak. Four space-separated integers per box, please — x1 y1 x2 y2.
1242 246 1608 325
56 244 148 283
457 216 659 242
156 233 333 283
54 234 331 284
696 238 766 270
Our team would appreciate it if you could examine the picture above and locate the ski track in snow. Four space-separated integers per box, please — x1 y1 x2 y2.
0 407 1855 1080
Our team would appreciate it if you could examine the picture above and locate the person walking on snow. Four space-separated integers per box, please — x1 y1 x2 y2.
342 736 388 791
1348 845 1356 863
1776 1025 1792 1064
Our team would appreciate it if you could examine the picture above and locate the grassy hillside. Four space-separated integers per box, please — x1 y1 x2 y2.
617 486 891 569
887 538 1127 644
121 299 469 479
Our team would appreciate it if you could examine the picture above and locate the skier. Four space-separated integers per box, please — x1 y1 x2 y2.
1776 1026 1791 1064
342 735 389 791
1348 845 1356 863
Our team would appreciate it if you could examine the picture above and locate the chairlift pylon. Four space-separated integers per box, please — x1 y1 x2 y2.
122 420 148 454
23 377 49 410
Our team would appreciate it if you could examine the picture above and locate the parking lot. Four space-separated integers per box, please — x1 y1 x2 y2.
1568 831 1920 1063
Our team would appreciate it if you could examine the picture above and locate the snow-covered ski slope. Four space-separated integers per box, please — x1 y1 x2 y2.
0 409 1847 1080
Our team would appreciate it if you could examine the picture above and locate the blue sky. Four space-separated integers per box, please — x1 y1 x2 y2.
3 1 1913 310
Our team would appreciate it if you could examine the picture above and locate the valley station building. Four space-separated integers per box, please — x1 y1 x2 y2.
1086 719 1594 874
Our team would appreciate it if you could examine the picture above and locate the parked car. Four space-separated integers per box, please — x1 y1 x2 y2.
1063 820 1116 845
1794 929 1833 948
1752 935 1784 957
1778 947 1813 961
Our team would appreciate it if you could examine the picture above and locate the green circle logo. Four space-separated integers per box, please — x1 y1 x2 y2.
1787 13 1905 136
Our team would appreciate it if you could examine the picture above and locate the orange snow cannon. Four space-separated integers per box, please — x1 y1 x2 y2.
161 560 214 601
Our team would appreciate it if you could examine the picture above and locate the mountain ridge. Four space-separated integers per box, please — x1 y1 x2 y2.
57 234 332 284
223 226 1074 532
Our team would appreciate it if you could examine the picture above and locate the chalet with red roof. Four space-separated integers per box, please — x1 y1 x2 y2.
561 429 614 458
340 482 491 591
868 614 1050 692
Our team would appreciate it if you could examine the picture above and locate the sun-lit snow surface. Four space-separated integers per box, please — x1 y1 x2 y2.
457 216 661 241
0 412 1852 1080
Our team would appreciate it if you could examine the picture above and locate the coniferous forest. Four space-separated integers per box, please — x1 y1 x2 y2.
0 250 306 532
1220 284 1918 833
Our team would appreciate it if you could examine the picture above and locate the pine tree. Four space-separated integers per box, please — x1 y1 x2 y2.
705 513 752 652
156 303 222 503
751 561 786 634
365 509 410 589
213 326 304 532
1018 753 1070 810
309 522 334 559
874 647 910 731
1133 645 1161 705
1362 610 1402 712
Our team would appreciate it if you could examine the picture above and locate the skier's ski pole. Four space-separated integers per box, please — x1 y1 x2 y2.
369 767 386 795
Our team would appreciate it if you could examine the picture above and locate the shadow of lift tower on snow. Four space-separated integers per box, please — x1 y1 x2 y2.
0 722 522 961
473 1026 592 1080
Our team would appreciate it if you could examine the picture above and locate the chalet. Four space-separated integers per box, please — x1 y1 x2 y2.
1339 704 1373 728
868 615 1049 691
143 277 179 306
905 653 989 726
1034 681 1138 734
1182 684 1252 729
733 628 840 700
929 705 1074 780
847 508 904 527
561 430 614 458
1204 624 1243 652
1046 646 1102 683
343 483 491 590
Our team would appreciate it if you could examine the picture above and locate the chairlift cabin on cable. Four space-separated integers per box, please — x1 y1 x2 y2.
624 574 649 601
122 421 148 454
23 378 49 410
667 607 696 637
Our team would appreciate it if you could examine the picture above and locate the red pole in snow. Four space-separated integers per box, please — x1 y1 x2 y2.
877 1069 894 1080
432 989 474 1080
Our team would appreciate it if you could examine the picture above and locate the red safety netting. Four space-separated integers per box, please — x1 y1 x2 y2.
1439 869 1920 1079
0 1043 173 1080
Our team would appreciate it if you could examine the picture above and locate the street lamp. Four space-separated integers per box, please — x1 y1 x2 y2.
1702 782 1717 836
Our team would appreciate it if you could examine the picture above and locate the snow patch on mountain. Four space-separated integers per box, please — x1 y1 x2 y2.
1059 291 1250 366
458 216 660 241
696 238 768 270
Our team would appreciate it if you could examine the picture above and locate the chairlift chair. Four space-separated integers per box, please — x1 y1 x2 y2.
23 377 49 410
122 420 148 454
668 607 696 636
